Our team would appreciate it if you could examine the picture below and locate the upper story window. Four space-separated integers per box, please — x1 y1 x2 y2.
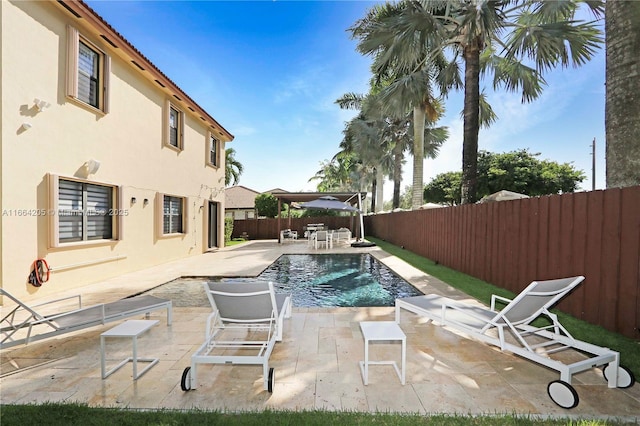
78 41 101 108
66 26 110 113
165 101 184 150
208 133 219 167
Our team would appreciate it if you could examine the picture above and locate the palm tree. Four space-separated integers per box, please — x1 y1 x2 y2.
605 0 640 188
225 148 243 186
350 2 450 209
335 92 396 211
355 1 603 203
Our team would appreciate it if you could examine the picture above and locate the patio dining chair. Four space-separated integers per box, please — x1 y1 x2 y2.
314 230 330 249
395 276 635 409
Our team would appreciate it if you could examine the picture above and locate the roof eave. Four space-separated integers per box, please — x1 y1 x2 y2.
55 0 234 142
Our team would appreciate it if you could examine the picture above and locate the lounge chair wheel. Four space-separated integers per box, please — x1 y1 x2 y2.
267 367 275 393
547 380 579 409
602 364 636 389
181 367 192 391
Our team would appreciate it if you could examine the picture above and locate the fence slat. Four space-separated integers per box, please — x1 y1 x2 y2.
600 189 622 331
619 187 640 338
569 192 588 319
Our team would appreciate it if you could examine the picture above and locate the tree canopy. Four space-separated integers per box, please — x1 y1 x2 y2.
424 149 586 205
254 193 278 218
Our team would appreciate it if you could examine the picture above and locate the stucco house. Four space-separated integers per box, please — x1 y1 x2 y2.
1 0 234 301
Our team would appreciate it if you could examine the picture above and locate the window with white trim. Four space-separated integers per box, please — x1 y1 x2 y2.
163 195 184 234
165 101 184 149
66 26 110 112
52 177 117 244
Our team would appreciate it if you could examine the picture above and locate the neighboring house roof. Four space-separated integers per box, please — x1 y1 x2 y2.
225 186 259 210
54 0 234 142
264 188 289 194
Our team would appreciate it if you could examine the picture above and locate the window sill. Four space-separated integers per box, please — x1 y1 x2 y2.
163 143 183 153
159 233 186 239
50 239 118 250
66 96 107 116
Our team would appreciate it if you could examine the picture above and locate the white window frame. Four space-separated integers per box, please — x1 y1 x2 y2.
48 174 122 248
66 26 110 113
156 193 188 236
164 100 184 150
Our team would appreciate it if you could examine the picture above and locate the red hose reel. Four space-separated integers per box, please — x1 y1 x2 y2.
28 258 50 287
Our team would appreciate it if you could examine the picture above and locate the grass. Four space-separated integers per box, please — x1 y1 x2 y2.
2 239 638 425
225 238 249 247
367 237 640 380
0 403 633 426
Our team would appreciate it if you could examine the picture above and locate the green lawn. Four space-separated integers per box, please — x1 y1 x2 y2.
225 238 249 247
0 403 629 426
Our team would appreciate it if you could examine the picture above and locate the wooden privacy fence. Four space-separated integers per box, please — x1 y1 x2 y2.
364 186 640 339
232 216 358 241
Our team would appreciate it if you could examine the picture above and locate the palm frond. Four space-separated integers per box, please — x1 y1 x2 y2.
377 70 437 118
505 13 603 72
478 91 498 128
489 54 545 102
335 92 366 110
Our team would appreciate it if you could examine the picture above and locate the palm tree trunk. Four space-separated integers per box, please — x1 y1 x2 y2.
370 172 377 212
460 39 481 204
412 106 426 209
392 143 403 208
605 0 640 188
375 166 384 212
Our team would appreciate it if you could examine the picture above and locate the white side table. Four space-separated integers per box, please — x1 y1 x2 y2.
359 321 406 385
101 319 159 380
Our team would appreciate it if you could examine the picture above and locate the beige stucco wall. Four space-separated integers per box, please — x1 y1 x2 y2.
1 1 228 301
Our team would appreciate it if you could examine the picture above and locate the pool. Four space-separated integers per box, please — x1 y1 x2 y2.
257 254 420 307
144 254 421 308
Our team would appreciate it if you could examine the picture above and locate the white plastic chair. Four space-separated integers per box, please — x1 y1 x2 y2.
314 230 330 249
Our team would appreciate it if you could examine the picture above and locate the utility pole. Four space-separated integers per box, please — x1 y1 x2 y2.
590 138 596 191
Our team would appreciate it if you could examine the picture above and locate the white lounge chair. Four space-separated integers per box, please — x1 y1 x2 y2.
180 281 291 393
0 288 172 349
395 276 635 409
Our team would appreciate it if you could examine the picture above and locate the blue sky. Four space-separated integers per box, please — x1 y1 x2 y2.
86 1 606 200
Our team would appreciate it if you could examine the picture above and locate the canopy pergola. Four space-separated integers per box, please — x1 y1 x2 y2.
272 192 367 242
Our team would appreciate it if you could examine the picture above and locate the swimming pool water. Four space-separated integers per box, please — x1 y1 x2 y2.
144 254 421 308
252 254 421 307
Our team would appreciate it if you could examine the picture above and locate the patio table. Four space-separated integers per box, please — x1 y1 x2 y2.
359 321 406 385
100 319 159 380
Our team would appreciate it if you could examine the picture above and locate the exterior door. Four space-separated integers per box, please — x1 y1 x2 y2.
208 201 218 249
